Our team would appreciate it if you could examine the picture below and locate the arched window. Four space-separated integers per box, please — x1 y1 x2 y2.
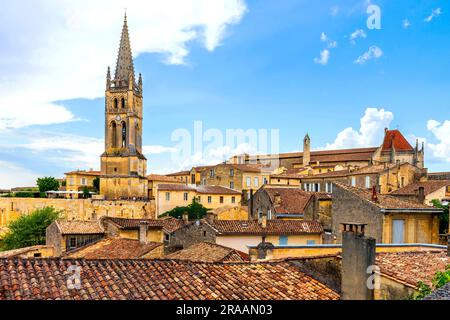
114 98 118 109
110 122 117 148
121 121 127 148
121 97 126 108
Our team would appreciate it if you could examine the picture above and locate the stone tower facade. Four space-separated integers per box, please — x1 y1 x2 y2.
303 133 311 167
100 15 148 200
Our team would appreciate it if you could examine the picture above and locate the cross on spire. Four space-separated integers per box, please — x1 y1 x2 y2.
114 12 135 86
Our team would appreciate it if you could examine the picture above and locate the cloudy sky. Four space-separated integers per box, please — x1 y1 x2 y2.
0 0 449 188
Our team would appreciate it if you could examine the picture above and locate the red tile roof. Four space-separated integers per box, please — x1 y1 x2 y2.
0 259 339 300
166 242 249 262
376 250 450 288
381 129 414 152
103 217 189 233
390 180 450 196
166 171 191 176
335 182 441 210
263 187 314 215
63 238 163 260
64 170 101 176
55 220 104 235
147 174 184 183
205 219 323 235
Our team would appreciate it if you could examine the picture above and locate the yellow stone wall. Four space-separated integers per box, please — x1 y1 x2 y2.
382 213 440 244
100 175 148 200
0 198 156 229
65 172 99 198
213 206 249 220
118 229 164 243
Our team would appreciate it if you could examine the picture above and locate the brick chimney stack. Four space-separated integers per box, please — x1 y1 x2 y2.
341 223 376 300
139 221 149 244
261 214 267 229
417 186 425 204
371 186 378 203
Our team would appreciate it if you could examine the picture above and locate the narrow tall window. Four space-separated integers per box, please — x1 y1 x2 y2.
183 192 188 201
121 122 127 147
114 98 118 108
165 192 170 201
351 177 356 187
365 176 371 189
220 196 224 204
121 97 126 108
111 122 117 148
208 196 212 203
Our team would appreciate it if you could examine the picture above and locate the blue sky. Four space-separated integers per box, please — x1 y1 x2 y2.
0 0 449 188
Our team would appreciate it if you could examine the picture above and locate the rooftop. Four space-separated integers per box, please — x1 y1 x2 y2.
165 242 249 262
55 220 104 235
334 182 441 211
63 238 163 260
147 174 184 183
157 184 241 195
64 170 101 177
102 217 189 233
0 259 339 300
263 187 315 215
205 219 324 235
390 180 450 196
381 129 414 152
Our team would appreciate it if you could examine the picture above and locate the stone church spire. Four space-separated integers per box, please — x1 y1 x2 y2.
114 13 135 86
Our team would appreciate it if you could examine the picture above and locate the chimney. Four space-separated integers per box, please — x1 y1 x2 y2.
256 237 274 260
417 186 425 204
371 186 378 203
274 193 281 205
261 214 267 229
139 221 149 244
341 223 376 300
182 211 189 223
206 211 216 224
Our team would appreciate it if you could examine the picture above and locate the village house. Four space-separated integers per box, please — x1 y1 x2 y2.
155 184 241 216
64 170 100 199
165 170 191 184
147 174 185 200
46 219 105 256
331 182 442 244
250 185 333 231
390 180 450 205
168 217 324 253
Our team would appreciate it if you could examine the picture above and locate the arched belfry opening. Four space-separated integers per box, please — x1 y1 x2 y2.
121 97 126 108
121 121 127 148
110 121 117 148
114 98 118 109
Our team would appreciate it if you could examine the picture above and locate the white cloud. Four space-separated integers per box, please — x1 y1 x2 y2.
142 145 177 155
354 45 383 64
0 160 41 189
320 32 329 42
330 6 340 17
424 8 442 22
0 0 247 130
403 19 411 29
427 120 450 163
314 49 331 66
350 29 367 44
325 108 394 149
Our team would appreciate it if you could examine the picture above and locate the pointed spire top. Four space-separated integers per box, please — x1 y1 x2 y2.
114 13 135 87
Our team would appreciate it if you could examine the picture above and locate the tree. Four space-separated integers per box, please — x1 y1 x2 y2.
93 177 100 192
0 207 60 251
431 199 449 234
36 177 60 193
82 186 91 199
162 198 209 220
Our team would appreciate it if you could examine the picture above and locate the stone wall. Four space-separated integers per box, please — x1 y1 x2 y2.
168 222 216 253
0 198 156 229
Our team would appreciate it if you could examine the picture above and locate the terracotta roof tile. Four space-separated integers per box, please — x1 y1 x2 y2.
166 242 249 262
157 184 241 195
63 238 163 260
263 187 314 215
147 174 184 183
56 220 104 235
64 170 101 176
376 250 450 288
103 217 189 233
381 130 414 152
205 219 323 235
335 182 441 210
390 180 450 196
0 259 339 300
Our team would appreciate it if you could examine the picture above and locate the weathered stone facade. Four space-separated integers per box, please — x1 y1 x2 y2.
166 222 216 253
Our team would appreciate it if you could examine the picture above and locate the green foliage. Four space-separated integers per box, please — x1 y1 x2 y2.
0 207 61 251
93 177 100 192
61 180 67 187
431 199 449 234
161 198 209 220
14 192 35 198
411 265 450 300
36 177 60 193
82 186 91 199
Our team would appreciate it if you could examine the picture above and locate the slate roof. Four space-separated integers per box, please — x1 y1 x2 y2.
103 217 189 233
0 259 339 300
204 219 324 235
165 242 249 262
425 283 450 300
55 220 104 235
334 183 442 211
390 180 450 196
63 238 163 260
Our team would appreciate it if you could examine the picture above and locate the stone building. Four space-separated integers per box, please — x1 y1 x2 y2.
331 182 442 244
390 180 450 205
100 14 148 200
64 170 100 199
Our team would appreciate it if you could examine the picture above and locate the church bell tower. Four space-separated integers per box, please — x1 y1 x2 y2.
100 14 148 200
